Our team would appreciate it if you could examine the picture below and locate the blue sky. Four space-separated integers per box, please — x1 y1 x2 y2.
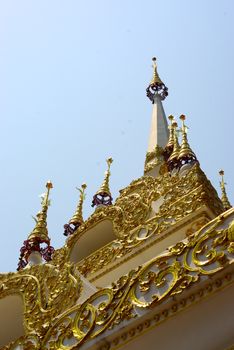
0 0 233 272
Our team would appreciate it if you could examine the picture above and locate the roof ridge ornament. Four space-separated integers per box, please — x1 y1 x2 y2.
164 115 175 160
17 181 54 271
178 115 198 166
146 57 168 103
64 183 87 236
167 121 180 171
92 158 113 208
219 170 232 211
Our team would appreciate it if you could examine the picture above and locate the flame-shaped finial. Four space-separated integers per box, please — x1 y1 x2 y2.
219 170 232 211
17 181 54 270
92 158 113 207
28 181 53 242
64 183 87 236
151 57 163 86
146 57 168 102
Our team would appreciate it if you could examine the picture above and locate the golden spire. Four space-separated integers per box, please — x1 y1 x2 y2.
92 158 113 207
219 170 231 210
168 121 180 162
28 181 53 242
150 57 163 85
69 183 87 226
178 115 197 162
17 181 54 270
166 115 174 149
97 158 113 196
146 57 168 102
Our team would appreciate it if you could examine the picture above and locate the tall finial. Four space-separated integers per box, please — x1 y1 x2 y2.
164 115 175 160
92 158 113 207
64 183 87 236
219 170 232 210
178 115 198 167
146 57 168 102
151 57 163 85
17 181 54 271
167 121 180 171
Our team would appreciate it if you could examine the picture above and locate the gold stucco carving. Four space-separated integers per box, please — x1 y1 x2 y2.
144 145 164 173
0 262 82 341
4 210 233 349
75 164 224 278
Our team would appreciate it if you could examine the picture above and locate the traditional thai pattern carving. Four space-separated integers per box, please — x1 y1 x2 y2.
0 262 82 339
4 211 234 349
75 164 224 277
144 145 164 173
185 216 210 236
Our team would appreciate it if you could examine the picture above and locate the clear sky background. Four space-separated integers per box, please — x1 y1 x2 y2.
0 0 233 272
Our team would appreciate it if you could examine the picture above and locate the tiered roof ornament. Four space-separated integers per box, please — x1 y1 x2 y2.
219 170 232 210
163 114 175 160
178 114 198 167
92 158 113 207
167 115 198 174
167 121 180 172
64 183 87 236
146 57 168 102
17 181 54 270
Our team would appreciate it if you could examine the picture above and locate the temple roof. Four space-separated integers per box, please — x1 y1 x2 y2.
0 58 233 350
1 207 234 349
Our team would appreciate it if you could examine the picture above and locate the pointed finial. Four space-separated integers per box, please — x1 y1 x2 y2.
219 170 232 210
178 115 198 166
151 57 163 85
92 158 113 207
17 181 54 270
146 57 168 102
164 115 175 160
64 183 87 236
28 181 53 242
167 121 180 171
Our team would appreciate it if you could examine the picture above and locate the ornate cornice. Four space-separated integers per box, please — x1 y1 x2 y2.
3 209 234 349
97 270 233 350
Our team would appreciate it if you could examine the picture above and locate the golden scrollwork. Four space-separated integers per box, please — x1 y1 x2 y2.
0 262 82 340
74 164 224 278
5 209 233 349
144 145 164 173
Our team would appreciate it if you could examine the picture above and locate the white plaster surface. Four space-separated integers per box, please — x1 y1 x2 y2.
116 283 234 350
147 95 169 152
0 295 24 347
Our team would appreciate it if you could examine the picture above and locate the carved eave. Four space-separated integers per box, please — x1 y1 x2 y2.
3 208 234 349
